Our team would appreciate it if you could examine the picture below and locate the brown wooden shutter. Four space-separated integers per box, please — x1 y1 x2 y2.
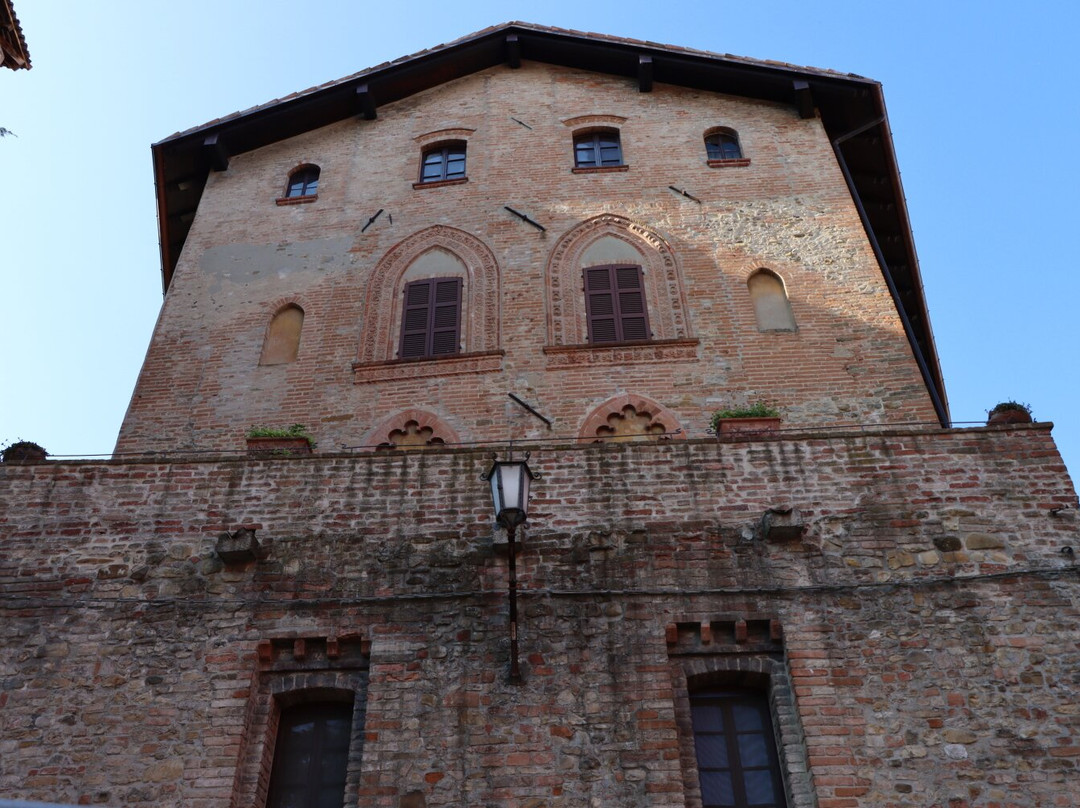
584 265 649 343
430 278 462 355
399 278 462 358
615 266 649 341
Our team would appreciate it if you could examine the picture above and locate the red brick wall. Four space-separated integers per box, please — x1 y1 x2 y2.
116 63 938 455
3 425 1077 806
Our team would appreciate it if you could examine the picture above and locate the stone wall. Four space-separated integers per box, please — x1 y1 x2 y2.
116 62 938 455
2 424 1078 807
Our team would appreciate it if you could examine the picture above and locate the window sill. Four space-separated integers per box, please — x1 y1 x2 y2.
543 338 698 368
352 350 503 383
572 165 629 174
707 158 751 168
412 177 469 190
275 194 318 206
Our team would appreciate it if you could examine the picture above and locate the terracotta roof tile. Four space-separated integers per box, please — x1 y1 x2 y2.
0 0 31 70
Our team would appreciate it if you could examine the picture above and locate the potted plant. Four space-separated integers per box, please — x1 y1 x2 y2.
987 401 1032 426
246 424 316 457
710 403 781 437
1 440 48 464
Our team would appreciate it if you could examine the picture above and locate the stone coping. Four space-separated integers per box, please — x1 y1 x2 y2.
5 421 1057 469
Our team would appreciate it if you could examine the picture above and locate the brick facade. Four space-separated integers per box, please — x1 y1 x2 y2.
116 60 937 455
4 24 1077 808
2 426 1078 806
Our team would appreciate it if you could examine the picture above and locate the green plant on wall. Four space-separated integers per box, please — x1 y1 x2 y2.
709 403 780 433
988 401 1031 416
1 439 47 463
246 424 314 440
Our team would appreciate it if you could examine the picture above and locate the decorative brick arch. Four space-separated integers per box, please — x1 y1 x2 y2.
362 409 462 449
358 226 500 363
578 393 684 442
546 214 691 345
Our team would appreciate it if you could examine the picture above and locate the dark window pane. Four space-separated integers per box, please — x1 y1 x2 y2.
574 132 622 167
707 133 742 160
267 702 353 808
286 167 319 197
420 144 467 182
692 703 726 732
695 733 730 766
733 704 764 731
700 771 736 806
691 691 786 808
737 733 770 767
743 770 777 805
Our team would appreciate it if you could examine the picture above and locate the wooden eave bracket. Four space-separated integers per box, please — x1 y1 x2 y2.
203 134 229 171
356 84 377 120
506 34 521 69
794 79 815 119
638 55 653 93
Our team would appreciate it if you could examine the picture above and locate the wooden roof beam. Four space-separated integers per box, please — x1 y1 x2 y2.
506 34 521 69
794 79 814 118
356 84 377 120
203 134 229 172
638 55 653 92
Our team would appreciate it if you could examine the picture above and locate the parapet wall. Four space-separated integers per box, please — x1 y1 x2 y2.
1 425 1078 807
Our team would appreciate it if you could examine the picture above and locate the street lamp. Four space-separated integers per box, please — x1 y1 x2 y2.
481 452 540 683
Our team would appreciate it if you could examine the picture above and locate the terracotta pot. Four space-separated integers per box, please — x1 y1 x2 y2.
246 437 313 457
987 409 1032 426
715 417 781 438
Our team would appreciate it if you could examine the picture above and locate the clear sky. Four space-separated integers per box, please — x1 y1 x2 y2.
2 0 1078 481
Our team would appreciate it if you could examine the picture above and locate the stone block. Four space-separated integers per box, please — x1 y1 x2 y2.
760 507 806 542
215 528 261 564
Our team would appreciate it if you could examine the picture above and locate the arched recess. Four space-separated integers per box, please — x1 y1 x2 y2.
259 303 305 365
546 214 691 346
362 409 462 449
747 269 796 332
578 393 684 442
358 225 500 364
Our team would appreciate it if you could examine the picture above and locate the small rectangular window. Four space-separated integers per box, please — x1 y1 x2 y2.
584 265 650 343
399 277 462 359
267 701 354 808
574 131 623 168
419 144 467 183
691 690 787 808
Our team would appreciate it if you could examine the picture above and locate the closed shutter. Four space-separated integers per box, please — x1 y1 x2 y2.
584 265 650 343
399 278 462 358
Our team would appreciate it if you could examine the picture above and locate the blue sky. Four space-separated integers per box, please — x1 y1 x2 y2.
2 0 1077 481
